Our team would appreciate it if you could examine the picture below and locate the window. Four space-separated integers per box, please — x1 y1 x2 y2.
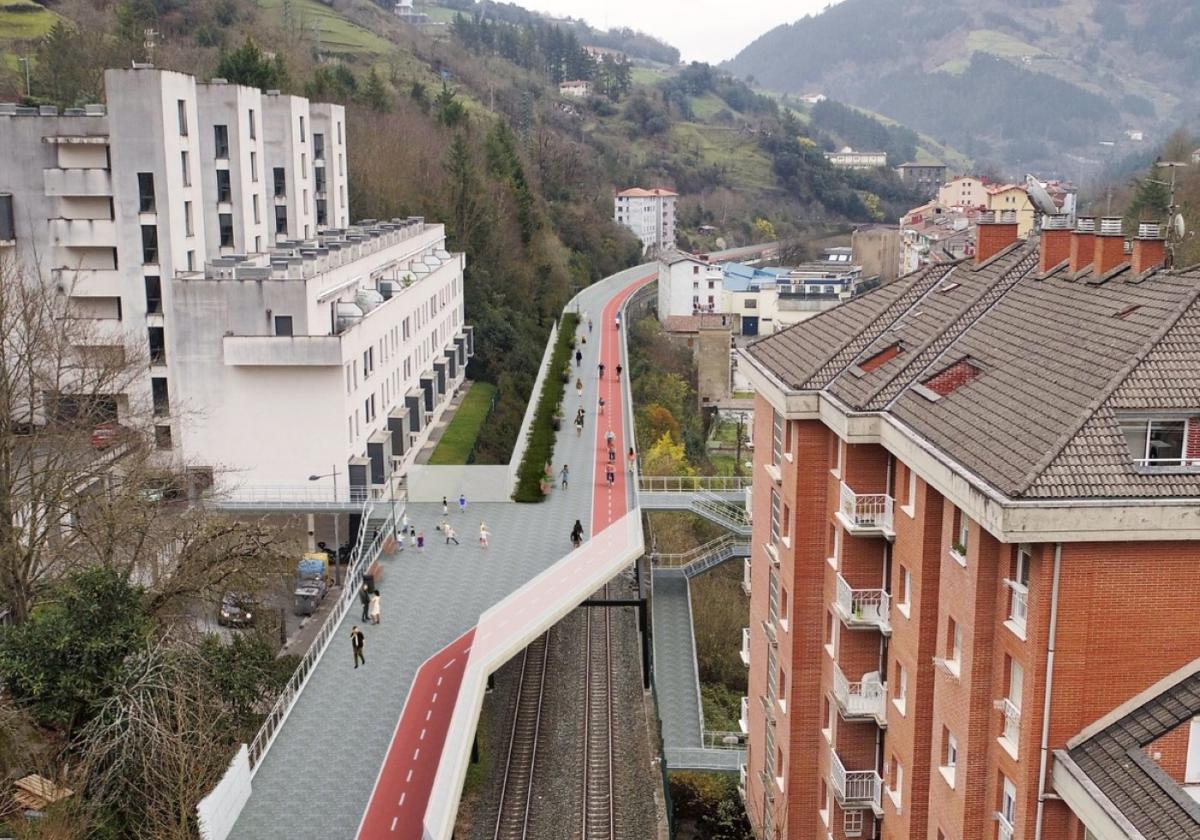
147 326 166 364
946 618 962 674
745 298 757 309
144 276 162 314
770 489 781 544
248 108 256 139
1008 546 1031 634
151 377 170 416
844 810 864 838
1002 657 1023 750
216 169 232 203
768 567 779 628
273 167 286 198
273 315 293 337
890 756 904 806
1121 417 1189 467
824 608 838 656
898 566 911 615
894 662 907 714
219 213 234 248
364 347 375 376
275 205 288 235
183 201 194 237
140 224 158 264
316 199 327 226
828 523 841 567
180 151 190 186
336 120 342 144
999 776 1017 831
922 357 982 398
314 133 325 160
779 587 789 629
906 465 917 514
249 151 258 182
137 172 155 212
253 194 261 224
315 167 326 195
186 250 195 271
176 99 188 136
772 409 783 464
299 115 306 143
941 728 958 788
301 154 308 179
213 124 229 158
155 425 173 450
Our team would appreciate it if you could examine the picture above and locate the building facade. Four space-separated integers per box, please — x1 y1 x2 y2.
895 163 947 199
824 148 888 170
736 214 1200 840
937 176 989 210
986 184 1036 238
614 187 677 254
0 67 467 498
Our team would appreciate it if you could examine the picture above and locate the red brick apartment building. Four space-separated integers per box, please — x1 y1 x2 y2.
735 210 1200 840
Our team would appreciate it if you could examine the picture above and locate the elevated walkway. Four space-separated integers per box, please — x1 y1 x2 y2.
652 568 744 772
638 484 752 537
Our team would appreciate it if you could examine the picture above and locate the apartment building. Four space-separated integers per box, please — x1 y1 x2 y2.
0 66 466 498
614 186 677 255
736 211 1200 840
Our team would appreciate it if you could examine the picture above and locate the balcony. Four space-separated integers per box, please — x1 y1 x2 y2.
739 696 749 734
831 661 887 723
762 618 778 647
995 812 1014 840
837 481 894 537
223 335 343 367
737 763 747 802
741 557 751 595
998 698 1021 756
49 218 116 248
740 627 750 667
1006 581 1028 638
834 573 891 633
43 168 112 197
829 749 883 815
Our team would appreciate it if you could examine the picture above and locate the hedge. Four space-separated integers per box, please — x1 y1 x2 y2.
513 313 579 502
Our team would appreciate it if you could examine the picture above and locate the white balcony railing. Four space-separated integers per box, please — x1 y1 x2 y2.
834 573 891 632
740 627 750 667
1007 581 1028 633
999 697 1021 751
741 557 751 595
831 661 886 721
830 749 882 812
996 812 1015 840
838 481 894 534
738 763 747 801
638 474 752 493
740 696 749 734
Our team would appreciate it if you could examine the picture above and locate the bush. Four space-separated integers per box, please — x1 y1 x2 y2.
669 772 752 839
512 313 579 502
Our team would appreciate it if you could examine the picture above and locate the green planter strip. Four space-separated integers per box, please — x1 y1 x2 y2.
513 313 579 502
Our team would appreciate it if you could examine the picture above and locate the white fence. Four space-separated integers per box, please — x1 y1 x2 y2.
197 746 252 840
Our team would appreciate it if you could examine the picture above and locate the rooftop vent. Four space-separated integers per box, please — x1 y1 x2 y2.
1137 222 1161 239
1076 217 1096 234
1042 214 1070 231
265 89 281 96
1098 217 1123 236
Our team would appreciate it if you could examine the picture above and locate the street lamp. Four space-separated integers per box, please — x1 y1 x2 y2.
308 467 341 585
16 57 30 99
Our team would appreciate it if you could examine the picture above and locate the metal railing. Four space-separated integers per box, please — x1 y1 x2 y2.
838 481 894 532
638 475 752 492
831 662 886 720
998 697 1021 750
691 490 752 534
829 749 882 810
834 573 891 631
738 763 747 801
216 483 403 508
653 533 750 576
247 497 401 771
740 627 750 667
702 730 746 750
1006 581 1028 631
739 696 749 734
741 557 751 595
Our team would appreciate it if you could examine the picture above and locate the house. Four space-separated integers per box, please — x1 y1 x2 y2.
800 93 827 105
895 162 947 199
558 80 592 98
851 223 901 285
614 187 678 255
899 202 978 275
824 147 888 170
936 175 989 210
986 183 1036 238
0 67 469 499
737 211 1200 840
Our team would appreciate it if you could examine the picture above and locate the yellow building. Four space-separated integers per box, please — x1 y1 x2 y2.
986 184 1036 237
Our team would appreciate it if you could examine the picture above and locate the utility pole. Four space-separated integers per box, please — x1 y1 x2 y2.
17 57 30 99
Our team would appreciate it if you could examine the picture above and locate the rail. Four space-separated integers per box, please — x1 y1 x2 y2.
998 697 1021 749
831 662 885 719
216 483 402 506
247 495 400 771
638 475 751 493
829 749 882 810
838 481 894 532
702 730 746 750
652 533 744 567
834 573 891 630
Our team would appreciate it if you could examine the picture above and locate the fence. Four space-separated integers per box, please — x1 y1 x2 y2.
637 475 752 493
246 496 401 771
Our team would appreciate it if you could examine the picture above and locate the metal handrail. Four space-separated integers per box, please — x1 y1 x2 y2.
830 749 882 808
637 475 751 492
702 730 746 750
831 661 885 718
247 496 401 771
835 573 891 628
999 697 1021 747
838 481 894 531
653 533 743 566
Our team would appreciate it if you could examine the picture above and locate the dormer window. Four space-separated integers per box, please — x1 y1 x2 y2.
1121 417 1192 468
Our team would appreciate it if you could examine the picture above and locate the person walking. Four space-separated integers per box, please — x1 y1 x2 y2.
571 519 584 546
445 524 460 545
575 349 582 367
598 362 605 379
575 377 583 398
351 626 366 668
417 530 425 551
628 446 636 473
575 411 584 437
368 590 381 625
459 493 467 513
359 582 371 622
606 463 615 486
442 496 448 516
588 317 593 333
615 314 620 330
616 363 623 378
605 429 615 448
560 464 570 489
598 396 605 415
479 521 490 549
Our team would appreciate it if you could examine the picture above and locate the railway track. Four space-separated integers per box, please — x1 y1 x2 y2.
581 583 616 839
492 631 551 840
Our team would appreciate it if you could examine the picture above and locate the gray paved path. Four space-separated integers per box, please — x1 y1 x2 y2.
230 266 646 839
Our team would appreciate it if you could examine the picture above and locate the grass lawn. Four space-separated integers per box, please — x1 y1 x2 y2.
257 0 395 55
732 390 755 400
0 0 58 43
428 382 497 465
670 122 777 193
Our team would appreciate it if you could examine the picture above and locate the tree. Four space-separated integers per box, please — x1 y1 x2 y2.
0 566 153 732
435 83 467 127
752 218 776 242
642 431 694 478
214 38 287 91
361 68 391 113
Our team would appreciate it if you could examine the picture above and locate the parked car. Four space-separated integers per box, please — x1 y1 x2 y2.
90 421 129 450
217 592 259 627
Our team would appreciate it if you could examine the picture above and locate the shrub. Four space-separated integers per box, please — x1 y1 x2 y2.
513 313 578 502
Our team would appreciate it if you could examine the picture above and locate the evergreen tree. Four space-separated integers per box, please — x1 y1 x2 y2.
361 68 391 113
214 38 287 91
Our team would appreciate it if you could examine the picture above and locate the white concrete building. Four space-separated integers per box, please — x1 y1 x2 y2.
823 147 887 169
937 175 990 209
614 187 677 255
0 66 466 500
558 80 592 98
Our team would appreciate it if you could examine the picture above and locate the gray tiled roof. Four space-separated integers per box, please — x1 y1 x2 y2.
745 240 1200 500
1067 671 1200 839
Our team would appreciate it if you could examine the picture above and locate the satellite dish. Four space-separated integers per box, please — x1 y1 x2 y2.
1024 174 1059 216
1174 213 1186 240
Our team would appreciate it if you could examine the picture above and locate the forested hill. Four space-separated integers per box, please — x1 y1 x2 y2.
724 0 1200 173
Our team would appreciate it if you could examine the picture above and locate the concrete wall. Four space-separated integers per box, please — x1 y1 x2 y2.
197 745 252 840
404 465 512 502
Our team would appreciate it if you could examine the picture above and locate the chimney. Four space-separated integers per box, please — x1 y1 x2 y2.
975 210 1019 264
1069 216 1096 274
1131 221 1166 275
1039 214 1072 272
1093 216 1126 276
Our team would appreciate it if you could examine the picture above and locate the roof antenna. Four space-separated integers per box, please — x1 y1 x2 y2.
1147 161 1188 267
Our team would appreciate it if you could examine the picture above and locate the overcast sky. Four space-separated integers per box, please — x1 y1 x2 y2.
508 0 840 64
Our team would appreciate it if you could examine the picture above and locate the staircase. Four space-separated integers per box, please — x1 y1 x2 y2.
689 490 752 536
655 534 751 578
